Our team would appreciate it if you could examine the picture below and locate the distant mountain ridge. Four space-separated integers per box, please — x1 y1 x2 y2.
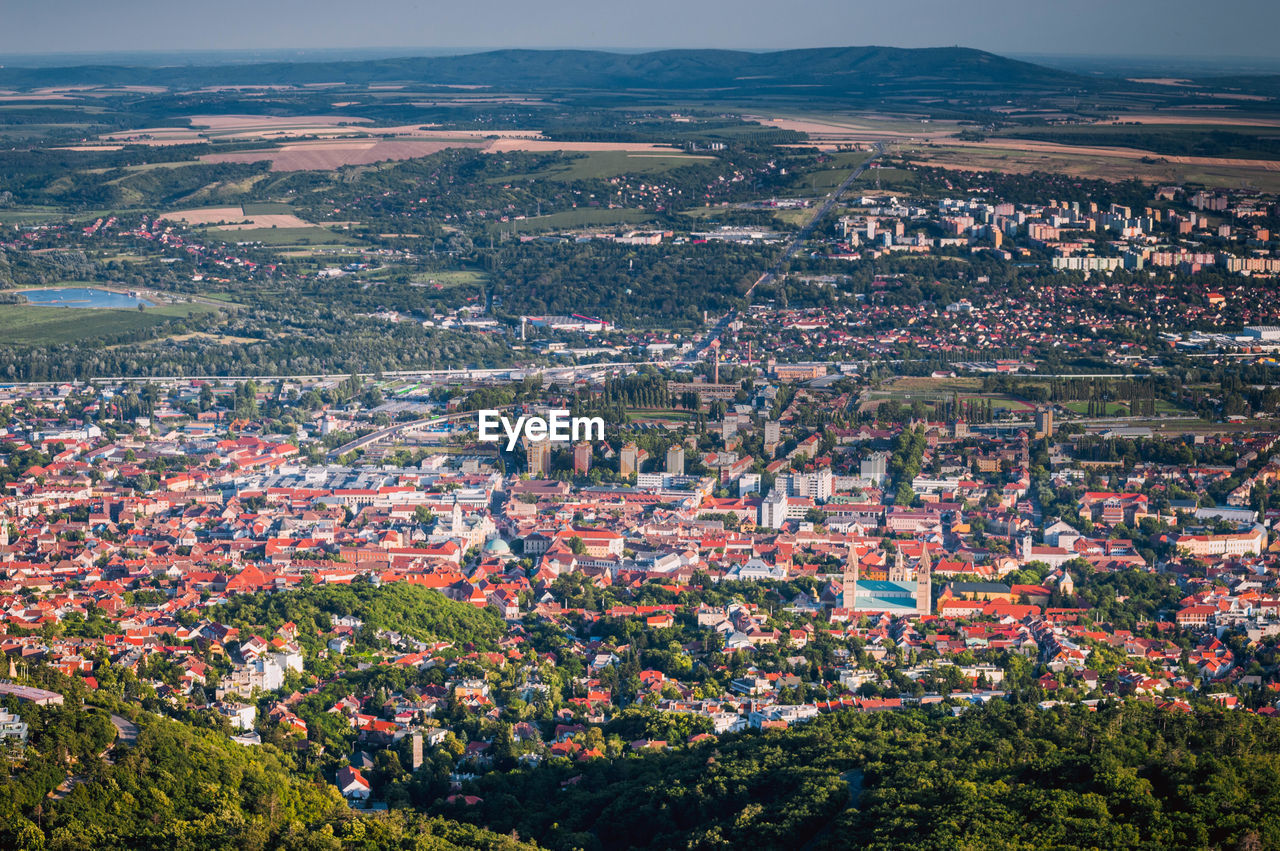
0 45 1091 94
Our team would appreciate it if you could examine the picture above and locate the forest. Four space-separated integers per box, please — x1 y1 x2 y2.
433 701 1280 851
208 581 507 655
15 683 1276 850
0 708 537 851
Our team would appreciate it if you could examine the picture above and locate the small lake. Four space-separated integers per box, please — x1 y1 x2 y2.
21 287 154 309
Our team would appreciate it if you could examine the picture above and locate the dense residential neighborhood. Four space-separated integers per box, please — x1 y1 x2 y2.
4 26 1280 848
1 351 1279 813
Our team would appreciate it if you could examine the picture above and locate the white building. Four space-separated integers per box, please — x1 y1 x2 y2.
0 710 28 743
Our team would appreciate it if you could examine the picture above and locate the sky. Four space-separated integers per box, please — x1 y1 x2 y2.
2 0 1277 61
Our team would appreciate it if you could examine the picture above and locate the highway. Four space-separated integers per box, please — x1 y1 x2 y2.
326 411 477 460
325 403 525 460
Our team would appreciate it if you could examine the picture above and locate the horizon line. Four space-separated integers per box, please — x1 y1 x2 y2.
1 44 1278 63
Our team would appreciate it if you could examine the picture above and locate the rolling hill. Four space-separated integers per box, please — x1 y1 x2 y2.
0 45 1091 97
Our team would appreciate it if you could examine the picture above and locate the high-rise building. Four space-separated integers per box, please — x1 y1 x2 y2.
763 420 781 455
666 445 685 476
620 442 640 478
1035 407 1054 440
780 469 832 503
526 438 551 477
759 489 789 529
573 442 592 475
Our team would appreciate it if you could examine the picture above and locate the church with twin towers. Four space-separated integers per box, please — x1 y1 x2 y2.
842 543 932 617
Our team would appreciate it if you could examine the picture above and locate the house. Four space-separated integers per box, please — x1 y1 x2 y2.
0 710 28 742
335 765 372 804
217 701 256 731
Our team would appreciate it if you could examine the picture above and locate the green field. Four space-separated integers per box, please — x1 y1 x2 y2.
409 270 488 287
0 206 75 225
626 408 695 422
205 226 360 246
495 207 655 233
241 201 297 215
86 160 203 179
0 300 216 345
489 151 707 183
1062 399 1184 416
1062 401 1131 416
787 152 873 194
848 166 919 191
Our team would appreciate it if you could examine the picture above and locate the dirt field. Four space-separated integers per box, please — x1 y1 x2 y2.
1090 113 1280 128
162 206 246 225
161 206 313 228
191 114 370 130
197 136 700 170
482 139 695 154
749 114 956 145
964 137 1280 170
201 139 488 170
103 114 376 144
0 93 81 101
908 142 1280 192
216 214 313 230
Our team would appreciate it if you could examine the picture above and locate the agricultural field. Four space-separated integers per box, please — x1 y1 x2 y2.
201 138 487 171
905 141 1280 193
203 226 361 246
0 206 78 225
162 206 268 226
159 204 362 245
0 300 216 345
240 201 297 215
995 123 1280 161
753 112 956 144
102 114 375 144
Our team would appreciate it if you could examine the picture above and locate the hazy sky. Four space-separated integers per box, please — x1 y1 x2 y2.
3 0 1277 59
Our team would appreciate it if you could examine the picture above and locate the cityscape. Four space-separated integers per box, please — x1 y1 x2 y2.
2 3 1280 849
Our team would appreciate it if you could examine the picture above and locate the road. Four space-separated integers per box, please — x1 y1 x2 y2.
49 711 138 800
747 144 884 300
325 405 522 460
5 360 679 387
326 412 469 461
108 713 138 751
685 144 884 363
